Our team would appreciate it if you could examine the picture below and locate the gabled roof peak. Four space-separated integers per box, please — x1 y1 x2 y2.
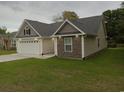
17 15 103 37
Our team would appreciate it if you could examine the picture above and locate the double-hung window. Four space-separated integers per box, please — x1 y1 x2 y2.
24 26 31 35
64 37 72 52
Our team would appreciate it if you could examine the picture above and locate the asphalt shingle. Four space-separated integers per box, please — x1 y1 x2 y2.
25 15 102 37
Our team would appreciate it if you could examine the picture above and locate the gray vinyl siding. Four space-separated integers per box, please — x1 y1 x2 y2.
16 22 39 38
97 22 107 49
84 21 107 57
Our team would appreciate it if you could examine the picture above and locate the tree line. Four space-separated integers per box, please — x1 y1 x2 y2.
103 2 124 46
0 26 7 35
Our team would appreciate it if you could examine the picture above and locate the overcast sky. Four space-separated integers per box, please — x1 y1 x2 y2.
0 1 121 32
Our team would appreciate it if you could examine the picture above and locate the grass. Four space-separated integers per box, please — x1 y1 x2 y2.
0 48 123 91
0 50 16 55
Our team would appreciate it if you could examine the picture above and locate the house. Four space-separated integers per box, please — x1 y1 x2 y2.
0 34 5 49
0 32 17 50
0 34 11 50
15 15 107 58
9 32 17 49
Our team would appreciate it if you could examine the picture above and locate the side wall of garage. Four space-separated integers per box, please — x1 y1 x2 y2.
42 38 54 55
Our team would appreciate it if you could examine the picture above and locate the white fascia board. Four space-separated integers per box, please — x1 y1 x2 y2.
15 36 41 39
25 20 42 37
51 33 83 38
39 36 52 39
17 37 40 41
52 19 86 36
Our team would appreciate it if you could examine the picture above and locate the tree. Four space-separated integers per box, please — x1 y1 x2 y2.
53 11 79 22
62 11 79 20
52 14 63 22
121 2 124 8
0 26 7 34
103 8 124 45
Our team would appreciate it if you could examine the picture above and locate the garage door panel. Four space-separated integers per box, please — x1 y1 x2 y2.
18 40 41 55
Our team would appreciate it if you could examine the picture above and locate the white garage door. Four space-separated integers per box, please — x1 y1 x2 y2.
17 40 41 55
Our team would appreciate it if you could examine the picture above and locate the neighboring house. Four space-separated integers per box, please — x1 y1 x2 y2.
15 15 107 58
0 34 11 50
0 32 17 50
0 34 4 49
9 32 17 49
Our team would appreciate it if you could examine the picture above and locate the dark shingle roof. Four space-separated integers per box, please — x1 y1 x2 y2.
26 19 62 36
25 15 102 36
71 15 102 35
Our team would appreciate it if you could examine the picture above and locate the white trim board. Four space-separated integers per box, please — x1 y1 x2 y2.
64 37 73 52
54 37 58 56
51 33 83 37
81 36 85 58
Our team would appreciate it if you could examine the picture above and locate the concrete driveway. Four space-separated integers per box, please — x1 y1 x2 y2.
0 54 55 62
0 54 31 62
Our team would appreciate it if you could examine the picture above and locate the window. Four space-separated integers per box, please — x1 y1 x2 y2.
97 38 100 48
24 29 26 35
64 37 72 52
24 26 31 35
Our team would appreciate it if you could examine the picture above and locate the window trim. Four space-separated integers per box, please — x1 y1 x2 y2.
64 37 73 52
24 26 31 36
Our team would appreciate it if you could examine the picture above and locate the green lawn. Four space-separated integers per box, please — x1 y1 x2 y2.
0 50 16 55
0 48 124 91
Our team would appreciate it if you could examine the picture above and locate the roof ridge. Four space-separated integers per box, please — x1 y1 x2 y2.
78 15 102 20
24 15 102 25
20 15 102 37
25 19 48 25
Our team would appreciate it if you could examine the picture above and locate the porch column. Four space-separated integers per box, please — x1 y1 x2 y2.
81 36 85 58
39 39 43 55
54 37 58 56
